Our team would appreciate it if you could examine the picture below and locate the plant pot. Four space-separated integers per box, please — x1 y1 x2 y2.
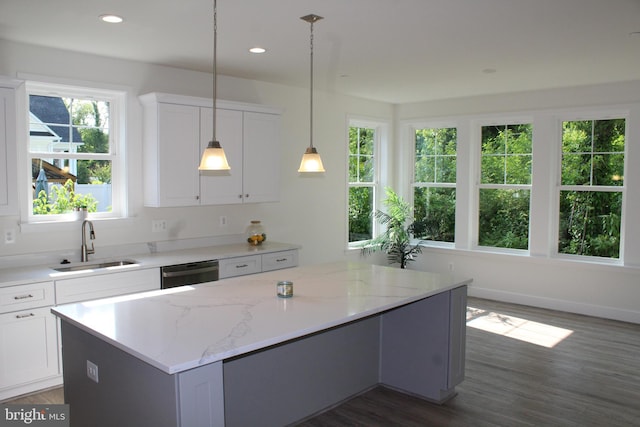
73 207 88 221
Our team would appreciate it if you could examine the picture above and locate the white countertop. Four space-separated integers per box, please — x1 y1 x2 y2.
0 242 298 288
52 261 472 374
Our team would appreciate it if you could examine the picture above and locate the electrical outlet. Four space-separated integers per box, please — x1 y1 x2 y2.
4 229 15 244
152 220 167 233
87 360 99 383
219 216 227 227
448 262 454 272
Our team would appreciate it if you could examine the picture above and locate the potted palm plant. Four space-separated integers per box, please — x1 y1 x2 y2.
361 187 424 269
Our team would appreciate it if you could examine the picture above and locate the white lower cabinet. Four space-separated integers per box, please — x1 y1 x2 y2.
0 268 160 401
219 255 262 279
1 249 297 400
55 268 160 305
219 250 298 279
0 281 59 401
261 250 298 272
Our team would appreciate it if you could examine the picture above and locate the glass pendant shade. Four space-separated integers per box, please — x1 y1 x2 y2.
298 146 325 172
199 140 230 170
198 0 230 172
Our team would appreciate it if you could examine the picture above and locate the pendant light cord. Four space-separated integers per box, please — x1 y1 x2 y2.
212 0 218 142
301 14 322 152
309 19 314 150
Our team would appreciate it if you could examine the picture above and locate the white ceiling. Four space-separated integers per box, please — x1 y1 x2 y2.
1 0 640 104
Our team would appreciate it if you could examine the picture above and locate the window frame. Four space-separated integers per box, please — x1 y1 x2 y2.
553 111 627 262
410 121 459 247
346 117 388 249
472 116 534 254
22 79 127 226
400 106 635 267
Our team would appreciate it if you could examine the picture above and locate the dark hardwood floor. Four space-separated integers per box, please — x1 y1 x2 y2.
7 298 640 426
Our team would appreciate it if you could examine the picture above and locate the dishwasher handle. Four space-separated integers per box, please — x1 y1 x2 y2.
162 265 218 278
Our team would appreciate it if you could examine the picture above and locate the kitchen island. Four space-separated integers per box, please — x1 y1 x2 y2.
52 261 471 427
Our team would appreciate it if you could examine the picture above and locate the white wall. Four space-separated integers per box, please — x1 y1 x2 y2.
396 82 640 324
0 39 393 267
2 39 638 324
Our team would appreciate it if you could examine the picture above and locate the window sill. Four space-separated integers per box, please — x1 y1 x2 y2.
20 216 135 234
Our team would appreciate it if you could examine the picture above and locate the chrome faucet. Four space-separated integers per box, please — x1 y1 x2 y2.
81 220 95 262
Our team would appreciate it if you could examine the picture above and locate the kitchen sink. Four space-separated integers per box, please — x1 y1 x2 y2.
53 260 139 272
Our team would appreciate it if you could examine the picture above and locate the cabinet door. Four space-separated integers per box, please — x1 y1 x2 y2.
199 108 244 205
157 103 201 206
0 307 59 389
0 87 17 215
243 112 281 203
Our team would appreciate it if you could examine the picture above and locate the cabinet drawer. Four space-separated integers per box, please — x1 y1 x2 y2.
219 255 262 279
56 268 160 305
0 281 55 313
262 250 298 272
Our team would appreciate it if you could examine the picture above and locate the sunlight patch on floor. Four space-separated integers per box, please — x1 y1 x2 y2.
466 307 573 348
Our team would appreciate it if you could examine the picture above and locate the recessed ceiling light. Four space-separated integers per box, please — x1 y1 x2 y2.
99 14 124 24
249 47 266 54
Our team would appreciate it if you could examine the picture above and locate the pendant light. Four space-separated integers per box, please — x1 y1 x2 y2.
298 14 325 173
199 0 230 171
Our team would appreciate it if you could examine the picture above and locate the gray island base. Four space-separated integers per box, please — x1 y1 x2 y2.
54 262 470 427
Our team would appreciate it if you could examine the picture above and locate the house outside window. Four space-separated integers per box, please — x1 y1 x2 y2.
478 122 532 250
348 123 379 244
26 81 125 222
412 126 457 243
558 117 625 259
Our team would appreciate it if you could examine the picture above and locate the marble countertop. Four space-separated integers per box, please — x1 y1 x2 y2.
0 242 299 288
52 261 472 374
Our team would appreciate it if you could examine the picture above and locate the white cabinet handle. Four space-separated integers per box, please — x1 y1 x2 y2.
276 258 287 262
13 294 34 300
15 313 35 319
236 264 248 269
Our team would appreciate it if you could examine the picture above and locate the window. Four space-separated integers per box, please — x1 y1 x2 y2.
26 81 125 222
558 118 625 259
348 124 377 244
412 126 457 243
478 123 532 250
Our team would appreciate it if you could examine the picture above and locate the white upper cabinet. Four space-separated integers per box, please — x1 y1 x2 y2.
0 85 18 215
242 111 281 203
201 108 281 204
150 102 201 207
199 107 243 204
140 93 282 207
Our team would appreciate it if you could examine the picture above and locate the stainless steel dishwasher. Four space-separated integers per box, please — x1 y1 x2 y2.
160 259 219 289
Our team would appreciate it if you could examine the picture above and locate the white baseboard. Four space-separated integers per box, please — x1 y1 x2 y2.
0 375 62 402
469 287 640 325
